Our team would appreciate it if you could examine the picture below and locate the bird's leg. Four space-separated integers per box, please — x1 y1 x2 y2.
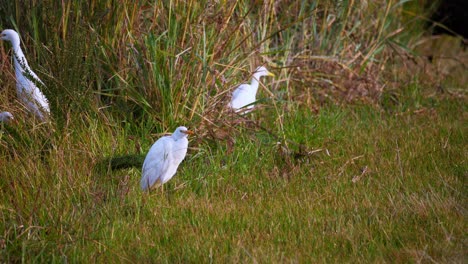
164 183 174 203
163 184 172 202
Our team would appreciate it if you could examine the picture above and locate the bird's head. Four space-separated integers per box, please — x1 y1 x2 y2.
254 66 275 78
173 126 194 140
1 29 20 46
0 111 14 123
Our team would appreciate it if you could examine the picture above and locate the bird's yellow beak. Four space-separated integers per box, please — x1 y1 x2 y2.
182 129 194 135
267 71 275 77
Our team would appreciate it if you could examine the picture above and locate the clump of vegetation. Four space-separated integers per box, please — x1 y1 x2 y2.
0 0 465 262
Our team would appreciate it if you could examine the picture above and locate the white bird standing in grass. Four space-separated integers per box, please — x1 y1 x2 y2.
0 112 14 123
229 66 275 113
140 126 193 191
1 29 50 121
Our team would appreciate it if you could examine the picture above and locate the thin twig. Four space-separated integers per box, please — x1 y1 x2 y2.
395 139 404 178
338 155 364 177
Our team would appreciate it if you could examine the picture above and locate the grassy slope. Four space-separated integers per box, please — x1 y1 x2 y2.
1 91 465 263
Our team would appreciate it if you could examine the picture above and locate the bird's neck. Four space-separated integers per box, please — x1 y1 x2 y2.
12 46 31 75
172 135 184 141
250 75 260 93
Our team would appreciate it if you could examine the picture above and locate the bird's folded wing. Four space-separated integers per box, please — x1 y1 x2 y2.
141 138 172 190
32 88 50 111
232 84 250 99
29 70 46 87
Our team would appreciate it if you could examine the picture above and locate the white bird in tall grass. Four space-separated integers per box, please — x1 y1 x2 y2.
1 29 50 121
0 111 14 123
140 126 193 191
229 66 275 113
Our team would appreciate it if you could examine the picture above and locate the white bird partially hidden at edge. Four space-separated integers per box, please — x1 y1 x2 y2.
1 29 50 121
0 112 14 123
140 126 194 191
229 66 275 113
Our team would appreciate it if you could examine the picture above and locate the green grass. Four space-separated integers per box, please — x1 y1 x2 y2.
0 92 465 262
0 0 466 262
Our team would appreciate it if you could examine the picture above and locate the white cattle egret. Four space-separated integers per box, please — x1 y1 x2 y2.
140 126 193 191
229 66 275 113
1 29 50 121
0 111 14 123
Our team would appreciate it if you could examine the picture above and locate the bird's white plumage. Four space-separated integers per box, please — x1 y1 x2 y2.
0 112 14 123
140 126 192 191
1 29 50 121
229 66 275 113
